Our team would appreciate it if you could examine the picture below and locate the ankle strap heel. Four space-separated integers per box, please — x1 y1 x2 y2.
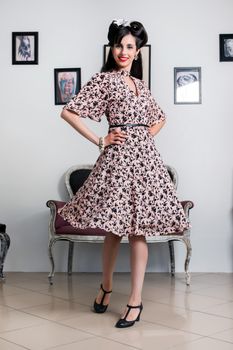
99 283 112 304
115 303 143 328
93 283 112 314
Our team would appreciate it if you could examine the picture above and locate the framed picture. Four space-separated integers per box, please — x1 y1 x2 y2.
103 44 151 88
219 34 233 61
12 32 38 64
174 67 202 104
54 68 81 105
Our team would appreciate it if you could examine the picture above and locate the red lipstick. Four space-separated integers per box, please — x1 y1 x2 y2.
119 57 128 62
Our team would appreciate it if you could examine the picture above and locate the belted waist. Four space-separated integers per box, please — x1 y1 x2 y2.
109 123 149 129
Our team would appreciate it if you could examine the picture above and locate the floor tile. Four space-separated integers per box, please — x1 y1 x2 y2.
170 336 233 349
157 309 233 336
8 279 50 292
144 273 187 286
211 328 233 343
0 338 28 349
139 273 215 294
157 290 225 311
47 273 101 287
0 322 93 350
0 284 29 297
50 336 139 350
193 284 233 301
6 273 48 283
202 301 233 319
105 321 201 350
0 291 58 309
143 278 212 294
64 272 104 286
0 304 13 313
41 282 97 304
0 308 47 332
58 310 121 337
142 285 184 302
134 299 187 324
22 299 90 321
191 273 233 286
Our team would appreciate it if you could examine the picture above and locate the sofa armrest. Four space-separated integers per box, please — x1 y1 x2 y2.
46 200 66 211
46 200 70 231
181 200 194 218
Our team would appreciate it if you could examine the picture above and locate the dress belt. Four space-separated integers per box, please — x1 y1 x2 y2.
109 123 149 129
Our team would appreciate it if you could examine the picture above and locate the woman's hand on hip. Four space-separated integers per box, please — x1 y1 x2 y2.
104 127 128 146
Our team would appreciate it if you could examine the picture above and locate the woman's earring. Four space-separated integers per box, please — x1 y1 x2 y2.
134 55 138 61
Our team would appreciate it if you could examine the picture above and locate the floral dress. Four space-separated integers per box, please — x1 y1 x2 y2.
58 70 190 237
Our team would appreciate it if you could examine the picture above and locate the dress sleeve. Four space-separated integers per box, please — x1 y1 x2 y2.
63 72 109 122
148 93 166 127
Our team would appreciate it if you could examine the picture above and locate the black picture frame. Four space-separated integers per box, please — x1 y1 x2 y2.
174 67 202 104
103 44 151 88
219 34 233 61
12 32 38 65
54 68 81 105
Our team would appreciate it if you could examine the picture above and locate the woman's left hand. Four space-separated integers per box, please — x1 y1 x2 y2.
149 120 166 137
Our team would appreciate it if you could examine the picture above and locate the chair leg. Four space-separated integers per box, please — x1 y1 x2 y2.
183 236 192 286
48 238 56 285
68 241 74 275
168 241 175 277
0 232 10 280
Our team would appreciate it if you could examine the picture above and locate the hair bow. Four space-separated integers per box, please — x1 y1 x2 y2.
113 19 131 27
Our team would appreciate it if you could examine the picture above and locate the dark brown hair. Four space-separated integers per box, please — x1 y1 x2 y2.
101 20 148 79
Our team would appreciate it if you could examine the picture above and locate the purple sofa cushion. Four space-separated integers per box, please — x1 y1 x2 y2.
56 226 106 236
53 201 105 236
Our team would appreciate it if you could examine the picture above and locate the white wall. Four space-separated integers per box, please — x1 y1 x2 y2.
0 0 233 273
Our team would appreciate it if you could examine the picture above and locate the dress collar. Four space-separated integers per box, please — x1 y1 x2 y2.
114 69 131 77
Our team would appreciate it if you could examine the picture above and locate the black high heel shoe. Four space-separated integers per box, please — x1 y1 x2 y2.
115 303 143 328
93 283 112 313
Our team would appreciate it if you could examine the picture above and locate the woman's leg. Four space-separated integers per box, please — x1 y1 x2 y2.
121 235 148 320
95 232 122 305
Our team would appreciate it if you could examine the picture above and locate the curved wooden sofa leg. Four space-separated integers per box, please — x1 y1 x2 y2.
168 241 175 277
68 241 74 276
183 236 192 286
48 238 57 285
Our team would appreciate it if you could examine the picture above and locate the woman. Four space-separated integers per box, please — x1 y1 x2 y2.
59 19 190 328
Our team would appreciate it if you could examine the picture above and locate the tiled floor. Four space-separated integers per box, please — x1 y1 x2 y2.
0 272 233 349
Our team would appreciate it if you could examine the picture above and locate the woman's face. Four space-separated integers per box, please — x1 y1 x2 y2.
112 34 139 71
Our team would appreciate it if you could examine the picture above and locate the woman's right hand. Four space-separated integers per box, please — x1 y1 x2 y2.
104 127 128 147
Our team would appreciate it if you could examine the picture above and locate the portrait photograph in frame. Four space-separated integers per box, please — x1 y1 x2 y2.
54 68 81 105
174 67 202 104
12 32 38 64
219 34 233 61
103 44 151 88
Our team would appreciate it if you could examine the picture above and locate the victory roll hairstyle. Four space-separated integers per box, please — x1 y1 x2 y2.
101 20 148 79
